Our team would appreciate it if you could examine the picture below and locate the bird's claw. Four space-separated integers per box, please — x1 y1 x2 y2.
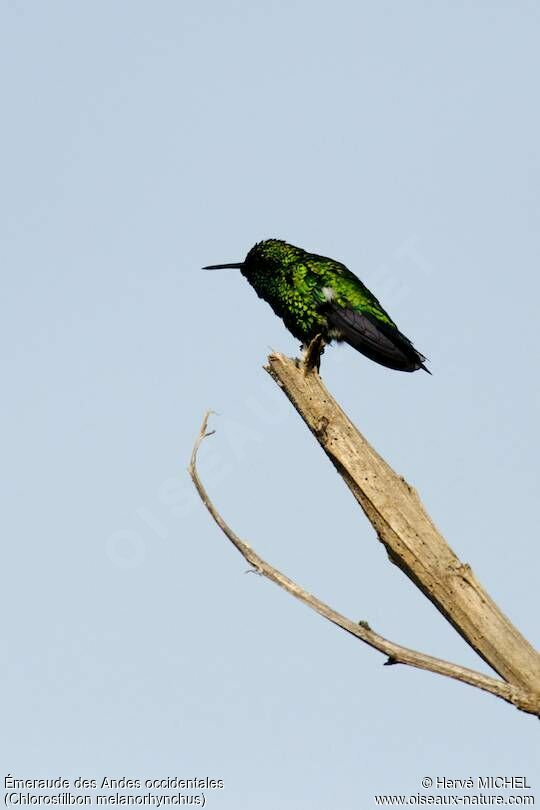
303 334 326 374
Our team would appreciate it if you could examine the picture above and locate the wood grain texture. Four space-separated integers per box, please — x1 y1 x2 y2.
189 411 540 715
265 352 540 695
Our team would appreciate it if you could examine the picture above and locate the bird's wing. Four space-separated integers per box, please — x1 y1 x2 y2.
304 256 397 324
326 305 429 373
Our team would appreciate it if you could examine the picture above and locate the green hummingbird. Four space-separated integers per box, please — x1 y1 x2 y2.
204 239 429 373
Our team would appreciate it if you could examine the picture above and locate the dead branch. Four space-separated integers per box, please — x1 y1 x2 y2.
265 351 540 694
189 411 540 716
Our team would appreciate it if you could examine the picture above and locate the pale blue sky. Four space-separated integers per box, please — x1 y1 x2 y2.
2 1 539 807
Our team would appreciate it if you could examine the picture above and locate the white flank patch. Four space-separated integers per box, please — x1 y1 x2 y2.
322 286 335 302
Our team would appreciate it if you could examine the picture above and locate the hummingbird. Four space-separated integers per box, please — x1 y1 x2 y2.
204 239 429 373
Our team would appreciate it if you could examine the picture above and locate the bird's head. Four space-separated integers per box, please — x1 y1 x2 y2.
203 239 303 277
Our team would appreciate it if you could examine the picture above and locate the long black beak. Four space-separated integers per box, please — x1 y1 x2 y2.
202 262 244 270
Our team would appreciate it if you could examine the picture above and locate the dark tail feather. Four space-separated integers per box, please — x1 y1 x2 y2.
327 306 430 373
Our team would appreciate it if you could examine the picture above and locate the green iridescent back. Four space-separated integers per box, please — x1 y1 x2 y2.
241 239 395 344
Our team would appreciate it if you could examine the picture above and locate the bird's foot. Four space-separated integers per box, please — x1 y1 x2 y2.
302 334 326 374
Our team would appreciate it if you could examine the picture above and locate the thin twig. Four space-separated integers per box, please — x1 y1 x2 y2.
188 412 540 716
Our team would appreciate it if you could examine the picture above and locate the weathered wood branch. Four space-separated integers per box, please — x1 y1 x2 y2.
189 412 540 716
264 352 540 698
